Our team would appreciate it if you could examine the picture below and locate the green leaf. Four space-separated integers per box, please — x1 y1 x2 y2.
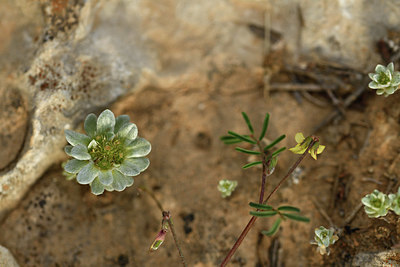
77 162 99 185
224 139 243 145
241 112 254 134
259 113 270 141
249 202 273 210
125 138 152 158
220 135 237 141
228 131 256 144
117 123 138 141
261 218 281 236
235 147 261 155
111 170 134 191
70 144 91 160
97 109 116 134
115 115 130 133
64 145 73 157
117 158 150 176
271 147 286 157
250 210 277 217
277 206 300 212
84 113 97 137
220 135 242 145
98 170 113 186
282 213 310 222
264 134 286 150
242 161 262 169
65 130 91 146
90 177 105 195
64 159 89 174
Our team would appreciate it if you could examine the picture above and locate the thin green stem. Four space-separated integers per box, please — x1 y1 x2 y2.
139 186 164 211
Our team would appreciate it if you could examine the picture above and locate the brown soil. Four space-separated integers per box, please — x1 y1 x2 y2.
1 58 400 267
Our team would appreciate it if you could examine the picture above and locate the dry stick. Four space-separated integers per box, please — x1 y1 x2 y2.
312 198 335 228
343 178 399 227
139 187 187 267
343 202 363 226
313 83 366 133
270 83 329 92
220 139 317 266
301 91 328 108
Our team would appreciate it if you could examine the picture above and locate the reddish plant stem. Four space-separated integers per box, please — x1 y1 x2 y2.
220 138 317 266
263 139 316 204
257 139 268 204
259 161 268 204
166 217 187 267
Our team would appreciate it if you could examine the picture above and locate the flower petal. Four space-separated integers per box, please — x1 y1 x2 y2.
84 113 97 137
376 89 385 95
111 170 129 191
90 178 105 195
368 81 380 89
70 144 91 160
310 149 317 160
392 72 400 85
124 176 134 187
289 144 307 154
64 159 89 174
115 115 130 133
97 109 115 134
294 132 305 143
386 87 396 95
317 145 325 154
368 73 375 80
117 158 150 176
65 130 91 146
77 162 99 184
104 184 114 192
98 170 113 186
385 69 392 80
375 64 386 73
64 145 73 157
117 123 138 141
388 62 394 73
125 138 152 158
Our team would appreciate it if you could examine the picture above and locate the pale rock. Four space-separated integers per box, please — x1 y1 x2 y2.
1 0 400 220
0 245 20 267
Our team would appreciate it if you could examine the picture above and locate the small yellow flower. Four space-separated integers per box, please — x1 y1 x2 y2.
289 133 325 160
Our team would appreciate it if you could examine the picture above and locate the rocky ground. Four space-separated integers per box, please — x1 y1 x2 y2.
1 0 400 266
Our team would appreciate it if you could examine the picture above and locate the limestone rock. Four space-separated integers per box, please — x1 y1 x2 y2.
1 0 400 220
352 249 400 266
0 245 19 267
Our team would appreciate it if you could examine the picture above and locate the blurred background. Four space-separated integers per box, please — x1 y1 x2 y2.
0 0 400 266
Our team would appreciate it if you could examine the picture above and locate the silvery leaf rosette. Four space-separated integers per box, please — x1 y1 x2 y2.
361 189 391 218
63 109 151 195
368 62 400 97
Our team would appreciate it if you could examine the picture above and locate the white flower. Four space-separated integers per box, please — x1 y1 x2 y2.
63 109 151 195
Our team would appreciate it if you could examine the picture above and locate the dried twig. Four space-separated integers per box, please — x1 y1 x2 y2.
313 81 367 132
301 91 328 107
270 83 328 92
343 202 363 226
312 198 335 227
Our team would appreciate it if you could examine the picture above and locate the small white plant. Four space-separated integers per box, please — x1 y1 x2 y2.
217 179 238 198
361 187 400 218
368 62 400 97
389 187 400 215
312 226 339 255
